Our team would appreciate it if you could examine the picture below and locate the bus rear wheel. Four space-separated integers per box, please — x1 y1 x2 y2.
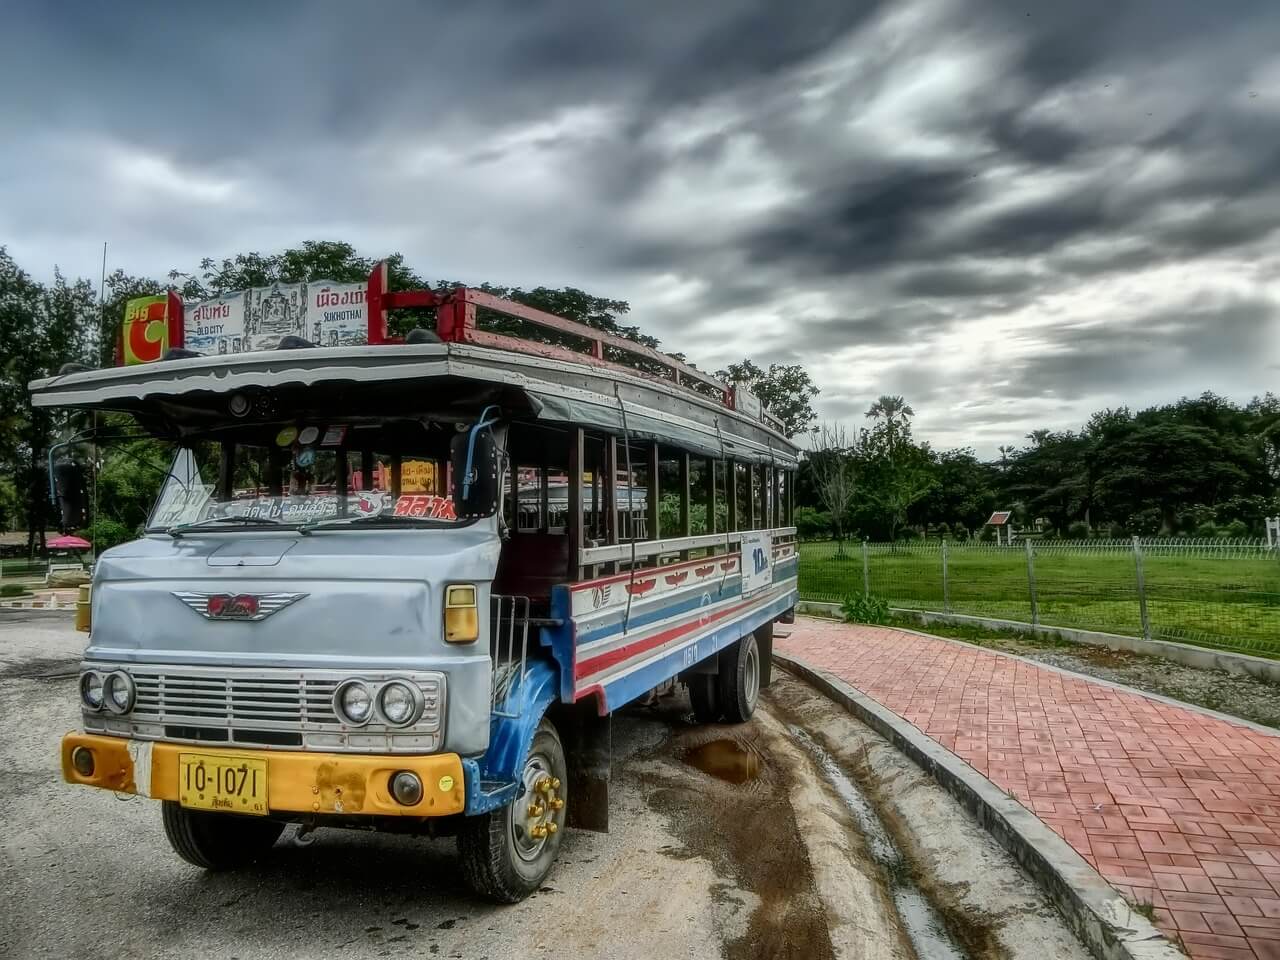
161 802 285 870
459 718 567 903
718 632 761 724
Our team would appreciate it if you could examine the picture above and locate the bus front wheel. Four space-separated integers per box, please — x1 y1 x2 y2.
459 718 568 903
161 801 285 870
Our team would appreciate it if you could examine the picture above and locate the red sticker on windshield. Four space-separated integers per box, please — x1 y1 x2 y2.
393 495 456 520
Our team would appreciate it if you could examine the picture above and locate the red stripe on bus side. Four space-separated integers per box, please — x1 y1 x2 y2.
574 599 755 681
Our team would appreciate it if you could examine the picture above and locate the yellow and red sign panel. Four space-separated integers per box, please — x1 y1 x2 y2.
122 295 171 365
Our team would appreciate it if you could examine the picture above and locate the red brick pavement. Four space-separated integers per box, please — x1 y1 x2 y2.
778 619 1280 960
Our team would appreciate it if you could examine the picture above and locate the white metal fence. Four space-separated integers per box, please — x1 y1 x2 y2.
800 537 1280 657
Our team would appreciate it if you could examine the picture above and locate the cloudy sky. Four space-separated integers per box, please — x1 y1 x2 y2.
3 0 1278 454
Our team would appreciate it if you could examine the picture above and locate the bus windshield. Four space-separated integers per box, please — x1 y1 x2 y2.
146 421 472 533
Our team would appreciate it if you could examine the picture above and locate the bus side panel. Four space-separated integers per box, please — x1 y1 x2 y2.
567 543 798 713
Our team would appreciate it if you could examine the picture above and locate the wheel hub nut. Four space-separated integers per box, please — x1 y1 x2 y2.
527 803 545 818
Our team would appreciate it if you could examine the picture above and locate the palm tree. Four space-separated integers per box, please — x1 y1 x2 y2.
865 395 915 461
997 445 1013 472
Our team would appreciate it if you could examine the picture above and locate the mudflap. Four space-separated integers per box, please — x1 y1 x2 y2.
755 621 775 689
551 699 611 833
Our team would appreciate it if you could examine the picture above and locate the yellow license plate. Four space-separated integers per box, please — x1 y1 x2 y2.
178 753 269 816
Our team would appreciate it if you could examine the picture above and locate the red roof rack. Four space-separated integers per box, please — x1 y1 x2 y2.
366 261 757 417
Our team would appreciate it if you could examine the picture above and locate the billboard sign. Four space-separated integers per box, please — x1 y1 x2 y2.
122 295 172 365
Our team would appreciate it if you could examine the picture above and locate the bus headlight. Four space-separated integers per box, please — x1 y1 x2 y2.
79 671 105 712
333 679 374 726
378 680 423 727
444 584 478 643
103 670 135 714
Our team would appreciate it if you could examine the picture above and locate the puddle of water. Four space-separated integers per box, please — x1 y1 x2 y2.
684 738 763 785
789 727 968 960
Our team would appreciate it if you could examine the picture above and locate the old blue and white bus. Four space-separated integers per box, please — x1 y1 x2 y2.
33 264 799 902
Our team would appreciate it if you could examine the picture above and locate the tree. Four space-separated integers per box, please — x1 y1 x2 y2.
865 395 915 461
0 249 96 555
716 360 820 437
806 423 858 550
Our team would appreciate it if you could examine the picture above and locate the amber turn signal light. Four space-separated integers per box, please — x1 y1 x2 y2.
444 584 479 643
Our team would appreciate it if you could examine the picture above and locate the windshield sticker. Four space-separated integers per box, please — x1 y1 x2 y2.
275 426 298 447
297 426 319 445
320 425 347 447
393 495 456 520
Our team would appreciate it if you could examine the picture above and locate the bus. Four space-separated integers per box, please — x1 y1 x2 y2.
32 263 799 902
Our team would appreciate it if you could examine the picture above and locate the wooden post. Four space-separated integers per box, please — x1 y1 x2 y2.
539 461 550 533
705 457 716 536
728 461 739 533
361 450 374 492
335 448 348 517
770 464 780 530
647 442 660 540
679 451 691 559
567 427 584 582
218 443 235 501
604 436 619 573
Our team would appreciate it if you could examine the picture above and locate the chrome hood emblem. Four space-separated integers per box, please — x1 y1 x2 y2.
172 591 308 621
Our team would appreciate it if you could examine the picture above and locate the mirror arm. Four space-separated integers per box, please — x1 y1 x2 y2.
461 405 502 501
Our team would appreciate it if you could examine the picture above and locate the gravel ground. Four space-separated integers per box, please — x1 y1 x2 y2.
1 612 1091 959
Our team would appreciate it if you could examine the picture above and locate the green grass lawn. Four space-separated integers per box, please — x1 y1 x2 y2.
798 541 1280 656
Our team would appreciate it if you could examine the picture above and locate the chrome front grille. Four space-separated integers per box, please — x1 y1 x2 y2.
83 663 446 753
131 671 345 727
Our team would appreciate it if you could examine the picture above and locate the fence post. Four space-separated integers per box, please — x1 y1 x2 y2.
861 539 870 596
941 539 951 613
1024 538 1039 628
1132 535 1152 641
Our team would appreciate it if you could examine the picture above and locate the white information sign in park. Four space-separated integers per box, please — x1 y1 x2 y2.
740 530 773 597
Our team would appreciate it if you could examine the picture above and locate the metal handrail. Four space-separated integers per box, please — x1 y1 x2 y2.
579 526 797 566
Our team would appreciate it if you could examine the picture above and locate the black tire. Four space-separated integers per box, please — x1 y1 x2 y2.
459 719 567 903
161 801 285 870
688 671 722 723
755 622 775 689
718 632 761 724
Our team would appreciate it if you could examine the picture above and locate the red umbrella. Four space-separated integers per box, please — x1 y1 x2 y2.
47 535 91 550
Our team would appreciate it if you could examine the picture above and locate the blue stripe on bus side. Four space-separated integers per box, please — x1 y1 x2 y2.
595 588 797 711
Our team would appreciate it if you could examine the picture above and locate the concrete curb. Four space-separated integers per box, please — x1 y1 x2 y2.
794 600 1280 683
775 651 1187 960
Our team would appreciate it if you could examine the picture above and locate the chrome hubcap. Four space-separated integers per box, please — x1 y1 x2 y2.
509 752 562 862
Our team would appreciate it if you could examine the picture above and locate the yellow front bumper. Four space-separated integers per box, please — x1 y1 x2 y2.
61 733 466 817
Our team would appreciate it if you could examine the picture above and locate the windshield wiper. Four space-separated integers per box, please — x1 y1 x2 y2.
168 515 296 539
299 514 455 533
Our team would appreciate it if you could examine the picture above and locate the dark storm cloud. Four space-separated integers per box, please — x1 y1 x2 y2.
744 168 977 274
2 0 1278 452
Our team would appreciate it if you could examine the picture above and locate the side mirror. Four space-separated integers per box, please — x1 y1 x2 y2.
53 457 87 530
450 427 499 519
